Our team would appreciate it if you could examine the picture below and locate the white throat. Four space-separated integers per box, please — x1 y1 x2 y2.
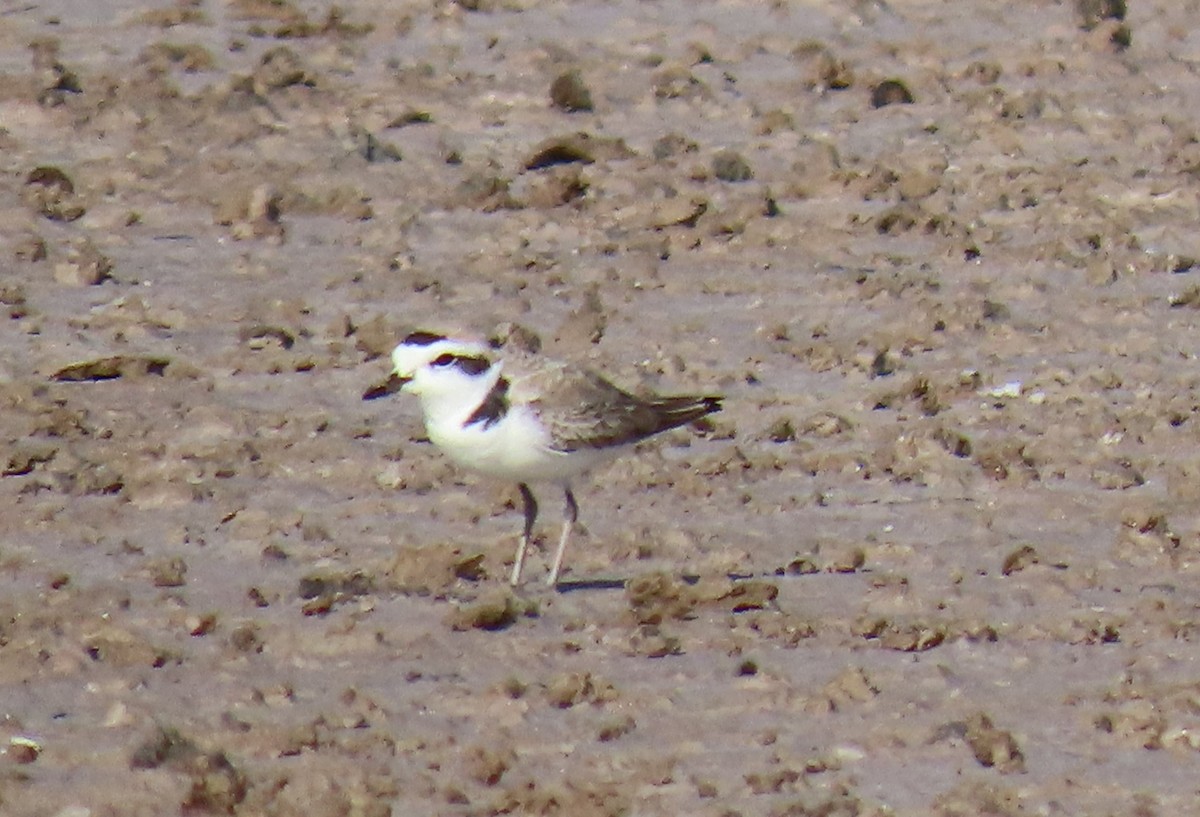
413 363 502 433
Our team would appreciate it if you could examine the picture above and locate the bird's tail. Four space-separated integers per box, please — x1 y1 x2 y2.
647 394 723 433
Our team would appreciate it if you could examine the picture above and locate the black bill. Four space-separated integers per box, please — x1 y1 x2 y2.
362 373 410 400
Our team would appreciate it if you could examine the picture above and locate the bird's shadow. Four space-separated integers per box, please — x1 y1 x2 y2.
551 572 760 593
552 577 629 593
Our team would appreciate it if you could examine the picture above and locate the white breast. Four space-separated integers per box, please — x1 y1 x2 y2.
425 405 611 483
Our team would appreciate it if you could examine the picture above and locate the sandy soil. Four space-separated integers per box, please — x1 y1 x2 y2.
3 0 1200 814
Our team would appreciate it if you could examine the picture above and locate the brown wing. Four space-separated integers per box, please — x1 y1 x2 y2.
515 365 721 452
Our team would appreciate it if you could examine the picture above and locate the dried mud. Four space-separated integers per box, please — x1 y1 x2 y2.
2 0 1200 815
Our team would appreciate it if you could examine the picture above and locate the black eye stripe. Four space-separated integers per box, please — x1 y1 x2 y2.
429 353 492 375
455 355 492 376
403 331 447 346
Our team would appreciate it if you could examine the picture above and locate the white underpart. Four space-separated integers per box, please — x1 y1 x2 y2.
393 339 613 482
428 402 613 482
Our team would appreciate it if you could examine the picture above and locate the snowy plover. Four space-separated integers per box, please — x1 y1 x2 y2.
364 330 722 586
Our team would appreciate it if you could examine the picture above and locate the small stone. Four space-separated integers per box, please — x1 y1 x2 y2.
139 42 215 72
351 314 399 359
1091 459 1145 490
626 624 682 658
446 588 531 631
148 556 188 587
229 624 262 653
186 613 218 636
1002 545 1040 576
784 555 820 575
871 79 915 108
827 545 866 574
1076 0 1125 30
523 132 634 170
879 620 946 652
800 411 852 437
875 204 921 234
7 737 40 764
625 571 699 624
489 322 543 354
651 132 698 160
812 51 854 90
721 580 778 611
13 234 47 262
22 166 86 221
766 417 795 443
449 172 516 211
252 46 313 94
182 751 248 813
301 595 333 617
712 149 753 182
130 726 196 770
549 69 593 112
870 350 895 378
823 667 878 708
51 356 169 381
54 241 113 285
238 324 295 350
30 38 81 105
296 569 373 600
464 744 515 786
214 184 285 242
597 715 636 742
349 125 402 163
649 196 707 228
524 166 589 208
965 713 1026 774
525 138 594 169
755 108 795 136
545 671 616 708
386 108 433 127
652 64 708 100
3 440 57 476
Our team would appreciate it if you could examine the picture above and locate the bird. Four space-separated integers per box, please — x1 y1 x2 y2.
363 329 722 586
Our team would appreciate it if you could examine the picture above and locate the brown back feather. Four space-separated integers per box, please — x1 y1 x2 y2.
527 368 721 452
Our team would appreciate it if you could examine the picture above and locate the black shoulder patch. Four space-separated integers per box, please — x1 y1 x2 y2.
465 377 510 429
402 331 446 346
453 355 492 376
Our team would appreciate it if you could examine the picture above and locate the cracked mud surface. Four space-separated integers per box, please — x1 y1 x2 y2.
2 1 1200 814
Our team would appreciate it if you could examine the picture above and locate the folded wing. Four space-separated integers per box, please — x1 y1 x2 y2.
516 365 721 452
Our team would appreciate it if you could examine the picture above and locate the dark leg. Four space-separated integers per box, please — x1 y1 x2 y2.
547 486 578 586
510 483 538 585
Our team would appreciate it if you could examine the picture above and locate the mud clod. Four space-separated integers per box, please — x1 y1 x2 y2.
871 79 915 108
446 588 535 631
545 672 617 708
965 713 1026 774
22 166 85 222
130 726 197 770
54 240 112 286
51 355 170 381
1001 545 1040 575
712 150 753 183
550 69 593 112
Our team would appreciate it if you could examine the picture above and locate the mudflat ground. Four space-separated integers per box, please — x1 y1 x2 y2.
3 0 1200 814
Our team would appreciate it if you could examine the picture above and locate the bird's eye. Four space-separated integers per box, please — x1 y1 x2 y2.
432 353 456 367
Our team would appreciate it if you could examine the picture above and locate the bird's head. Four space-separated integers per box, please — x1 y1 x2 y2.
364 331 499 414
